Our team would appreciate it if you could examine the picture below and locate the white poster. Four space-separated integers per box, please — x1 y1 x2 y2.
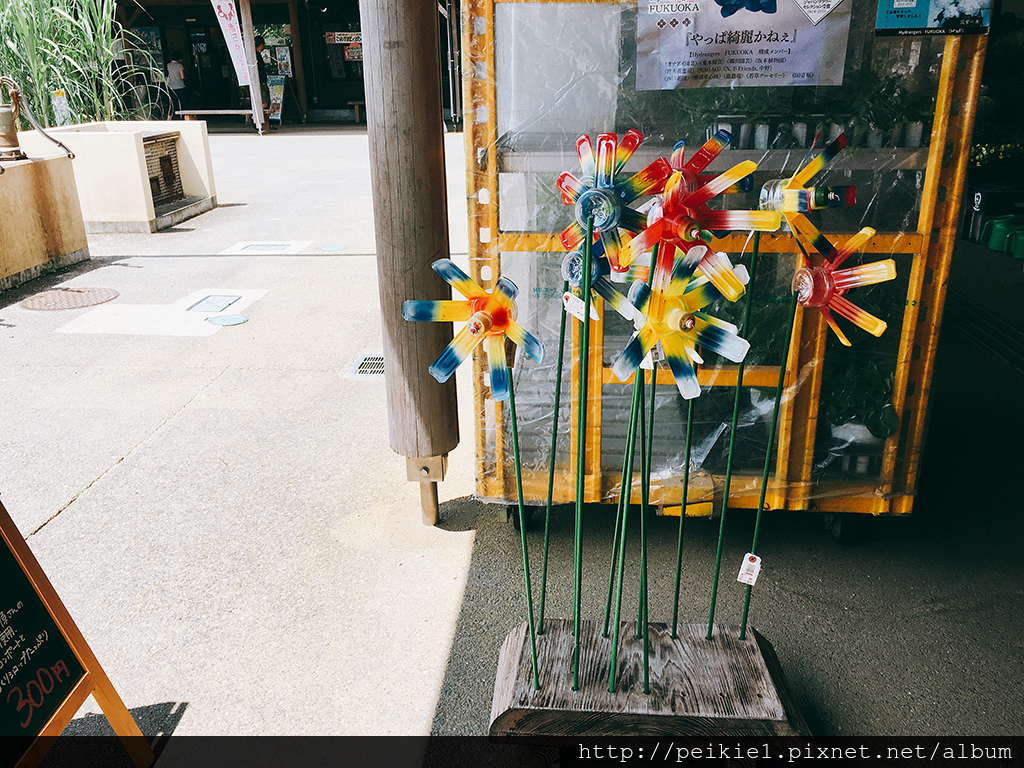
211 0 250 86
636 0 851 90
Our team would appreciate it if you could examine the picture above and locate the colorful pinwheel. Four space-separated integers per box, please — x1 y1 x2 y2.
402 259 544 401
789 222 897 346
758 133 857 240
556 130 672 272
621 131 782 269
612 244 751 399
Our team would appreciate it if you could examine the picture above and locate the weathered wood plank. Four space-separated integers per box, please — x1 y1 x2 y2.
491 619 809 738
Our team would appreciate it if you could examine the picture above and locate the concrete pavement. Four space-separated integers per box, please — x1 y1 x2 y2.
0 123 1021 756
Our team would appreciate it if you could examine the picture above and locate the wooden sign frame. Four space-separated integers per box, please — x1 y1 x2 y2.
0 500 153 768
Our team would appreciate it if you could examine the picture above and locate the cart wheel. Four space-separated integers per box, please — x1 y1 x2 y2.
827 512 865 545
507 504 533 532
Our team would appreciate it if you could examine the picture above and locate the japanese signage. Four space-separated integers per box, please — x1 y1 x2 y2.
210 0 251 85
637 0 851 90
875 0 990 35
1 509 86 763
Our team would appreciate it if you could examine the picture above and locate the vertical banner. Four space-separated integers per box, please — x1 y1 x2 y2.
211 0 251 85
636 0 852 90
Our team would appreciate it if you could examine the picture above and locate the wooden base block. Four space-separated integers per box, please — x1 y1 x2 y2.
490 619 810 739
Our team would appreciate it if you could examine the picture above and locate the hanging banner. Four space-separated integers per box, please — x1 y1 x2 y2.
211 0 251 86
875 0 990 36
636 0 852 90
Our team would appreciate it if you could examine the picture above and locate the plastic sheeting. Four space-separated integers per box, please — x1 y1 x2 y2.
468 0 949 510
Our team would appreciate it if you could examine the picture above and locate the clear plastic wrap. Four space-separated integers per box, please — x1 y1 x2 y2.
463 0 981 516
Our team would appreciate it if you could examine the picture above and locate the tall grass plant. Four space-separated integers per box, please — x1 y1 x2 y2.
0 0 166 127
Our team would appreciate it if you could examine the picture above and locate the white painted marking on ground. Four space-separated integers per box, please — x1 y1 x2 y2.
219 241 313 255
56 289 267 336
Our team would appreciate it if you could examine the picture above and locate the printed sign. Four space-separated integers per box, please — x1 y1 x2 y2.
875 0 990 35
344 43 363 61
268 75 286 122
210 0 251 85
636 0 852 89
276 46 292 76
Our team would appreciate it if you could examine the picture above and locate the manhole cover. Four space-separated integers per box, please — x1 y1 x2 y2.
346 354 386 378
21 287 119 311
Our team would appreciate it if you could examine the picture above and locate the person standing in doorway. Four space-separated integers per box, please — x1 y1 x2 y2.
254 36 269 119
167 52 188 118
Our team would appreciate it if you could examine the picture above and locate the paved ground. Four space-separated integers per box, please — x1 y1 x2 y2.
1 123 1021 760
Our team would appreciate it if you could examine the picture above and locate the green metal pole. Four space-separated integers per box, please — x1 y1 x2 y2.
572 218 594 690
671 397 694 638
608 368 642 693
638 369 650 692
539 278 570 635
508 376 540 689
739 291 799 641
707 231 761 640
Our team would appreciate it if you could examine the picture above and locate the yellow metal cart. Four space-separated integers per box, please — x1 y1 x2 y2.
460 0 986 524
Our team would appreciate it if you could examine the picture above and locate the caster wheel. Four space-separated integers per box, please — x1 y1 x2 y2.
825 512 865 545
507 504 532 532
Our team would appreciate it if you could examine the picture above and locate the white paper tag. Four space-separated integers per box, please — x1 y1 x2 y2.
640 342 666 369
737 553 762 586
793 0 844 25
562 292 599 322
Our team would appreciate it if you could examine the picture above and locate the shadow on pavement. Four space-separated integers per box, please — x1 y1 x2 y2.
428 314 1024 740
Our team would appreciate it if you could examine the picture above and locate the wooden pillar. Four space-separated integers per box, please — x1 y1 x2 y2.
358 0 459 517
287 0 309 118
237 0 265 134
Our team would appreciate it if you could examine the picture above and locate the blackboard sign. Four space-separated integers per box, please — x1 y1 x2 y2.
1 538 86 760
0 502 152 768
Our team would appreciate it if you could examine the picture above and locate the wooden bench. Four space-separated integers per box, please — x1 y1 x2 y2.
348 101 365 123
176 109 254 121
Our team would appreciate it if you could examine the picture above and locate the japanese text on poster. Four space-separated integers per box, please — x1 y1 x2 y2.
210 0 251 86
875 0 990 36
636 0 851 90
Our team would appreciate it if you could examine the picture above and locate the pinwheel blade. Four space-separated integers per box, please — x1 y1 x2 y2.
429 323 482 383
560 220 586 250
402 299 472 322
832 226 876 268
700 209 782 232
615 158 672 204
697 249 747 303
692 312 750 363
596 133 617 189
681 161 757 209
615 129 643 175
788 212 835 262
670 140 686 171
620 219 664 267
670 242 707 287
832 259 896 291
556 171 586 204
612 324 658 382
432 259 487 298
601 228 625 270
619 206 649 234
820 306 852 347
682 129 731 177
789 132 847 190
830 294 887 338
593 277 636 321
485 334 511 402
576 134 597 179
697 173 753 194
628 278 652 315
495 275 519 302
660 333 702 400
507 321 544 363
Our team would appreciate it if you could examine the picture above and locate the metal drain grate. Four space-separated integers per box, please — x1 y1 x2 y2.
21 287 120 311
346 354 386 378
